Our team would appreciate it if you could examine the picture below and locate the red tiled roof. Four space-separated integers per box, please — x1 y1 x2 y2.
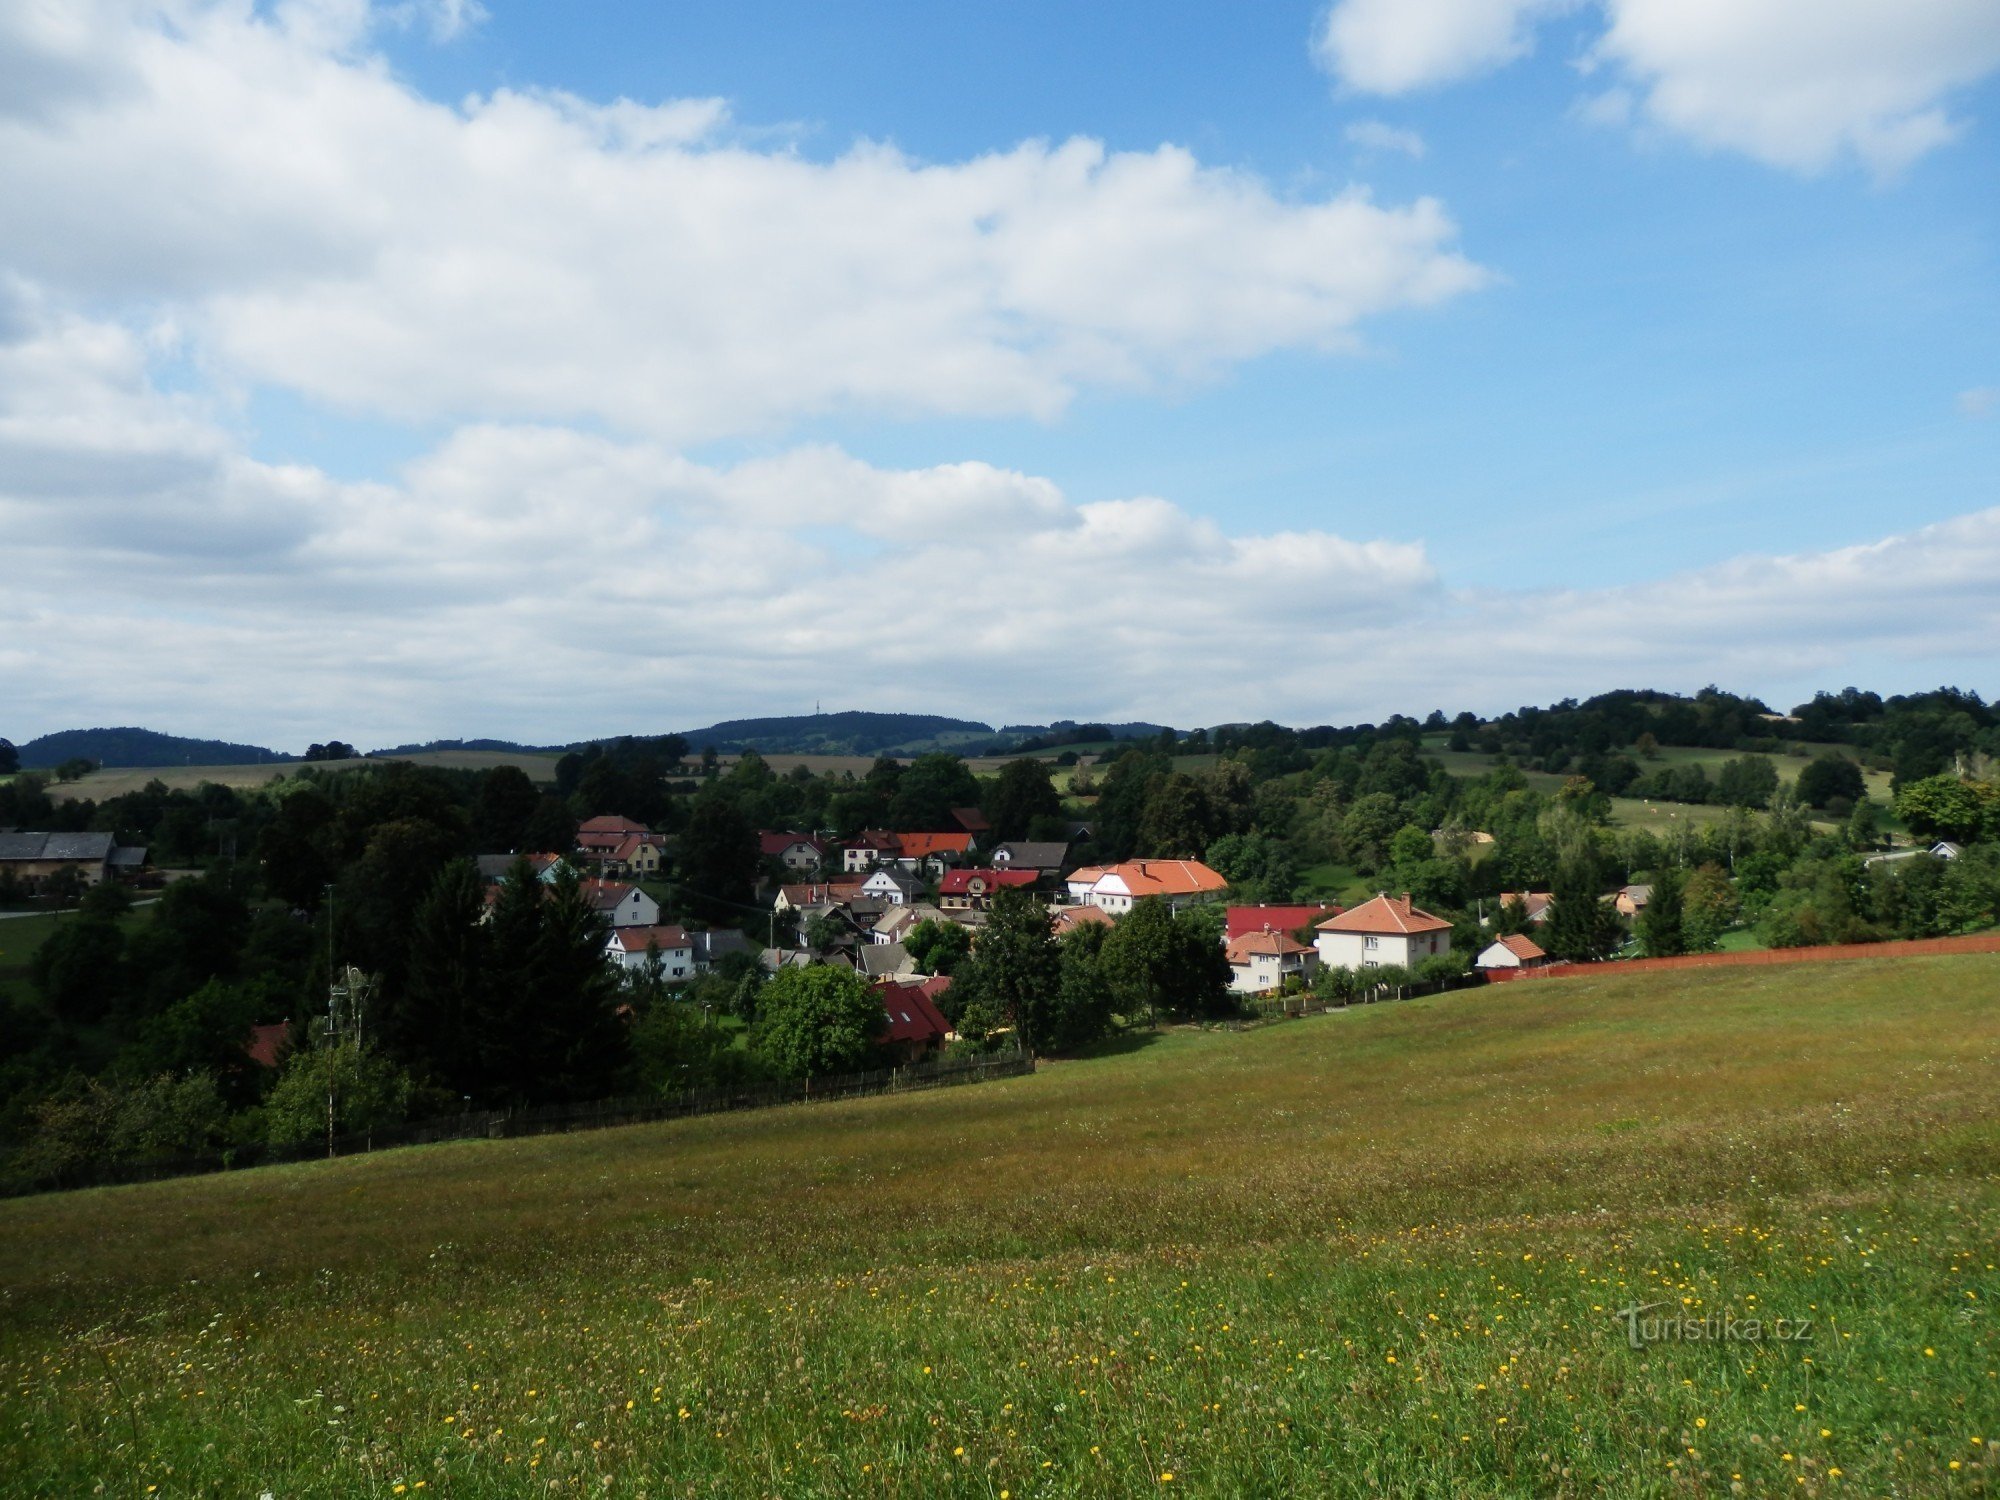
1225 904 1340 941
1500 891 1554 919
759 830 824 857
580 878 639 912
939 867 1039 895
1225 932 1314 962
579 815 650 835
608 925 691 954
873 976 952 1045
1051 905 1113 935
951 807 990 833
892 831 975 859
1316 893 1453 935
245 1021 292 1070
1092 860 1228 898
1497 933 1546 961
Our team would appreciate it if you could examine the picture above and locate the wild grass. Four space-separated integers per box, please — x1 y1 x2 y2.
2 955 1996 1497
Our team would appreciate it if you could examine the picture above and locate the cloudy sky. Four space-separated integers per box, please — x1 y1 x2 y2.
4 0 1997 751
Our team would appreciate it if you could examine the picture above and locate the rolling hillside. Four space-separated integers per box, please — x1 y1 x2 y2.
3 954 1994 1497
14 726 286 769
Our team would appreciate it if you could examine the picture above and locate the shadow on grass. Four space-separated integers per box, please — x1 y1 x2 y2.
1054 1028 1170 1062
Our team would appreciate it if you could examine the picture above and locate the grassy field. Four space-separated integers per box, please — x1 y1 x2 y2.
3 956 1996 1497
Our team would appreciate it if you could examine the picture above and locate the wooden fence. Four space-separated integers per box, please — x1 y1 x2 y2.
14 1047 1035 1196
1486 928 2000 983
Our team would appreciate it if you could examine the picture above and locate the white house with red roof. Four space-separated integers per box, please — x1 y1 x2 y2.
1314 893 1453 970
605 924 694 979
1225 931 1319 995
1476 932 1550 972
580 878 660 930
1079 859 1228 915
759 831 826 873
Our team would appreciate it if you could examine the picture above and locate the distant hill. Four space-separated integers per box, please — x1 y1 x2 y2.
670 711 1002 757
369 737 557 756
16 727 288 769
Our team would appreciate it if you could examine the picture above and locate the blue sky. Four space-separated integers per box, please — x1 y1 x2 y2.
1 1 1997 749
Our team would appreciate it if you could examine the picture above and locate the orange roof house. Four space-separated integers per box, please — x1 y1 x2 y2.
1079 859 1228 913
1313 893 1454 970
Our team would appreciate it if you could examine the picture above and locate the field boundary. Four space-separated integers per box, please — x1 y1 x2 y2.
1488 928 2000 982
13 1047 1035 1197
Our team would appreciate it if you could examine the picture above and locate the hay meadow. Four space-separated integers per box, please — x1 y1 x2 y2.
3 955 1996 1498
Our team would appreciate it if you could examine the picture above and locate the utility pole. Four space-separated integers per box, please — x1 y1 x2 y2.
325 883 337 1159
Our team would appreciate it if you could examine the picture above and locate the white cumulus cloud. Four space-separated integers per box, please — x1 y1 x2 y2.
0 1 1488 445
1316 0 2000 175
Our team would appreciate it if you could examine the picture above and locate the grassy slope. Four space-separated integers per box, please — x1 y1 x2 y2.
3 957 1996 1497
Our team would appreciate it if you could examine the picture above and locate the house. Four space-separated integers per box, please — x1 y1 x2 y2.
1051 904 1114 939
990 841 1069 875
873 975 953 1063
758 831 826 873
1314 893 1453 971
0 831 146 889
841 830 903 874
938 867 1039 911
474 852 571 885
1064 865 1107 904
774 880 864 914
886 831 975 876
576 814 653 857
1476 933 1549 972
1613 884 1653 919
245 1021 293 1070
604 834 667 879
580 879 660 929
950 807 990 836
605 924 695 979
854 941 917 981
859 867 926 906
1225 904 1339 943
1495 891 1554 925
689 928 754 972
1080 859 1228 915
1225 931 1319 995
872 902 944 946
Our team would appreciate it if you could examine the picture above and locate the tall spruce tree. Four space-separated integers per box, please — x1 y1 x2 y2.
394 858 490 1091
1635 868 1687 957
531 868 629 1103
1542 855 1622 961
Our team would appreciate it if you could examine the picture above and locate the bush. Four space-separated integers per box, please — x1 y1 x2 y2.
15 1073 230 1186
263 1043 414 1147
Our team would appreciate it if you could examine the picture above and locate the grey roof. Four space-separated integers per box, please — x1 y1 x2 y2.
857 941 915 979
992 841 1068 870
475 854 515 881
865 868 925 894
691 929 753 962
107 845 148 867
0 831 116 862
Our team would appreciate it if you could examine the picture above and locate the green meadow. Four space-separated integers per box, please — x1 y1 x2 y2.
3 956 1996 1498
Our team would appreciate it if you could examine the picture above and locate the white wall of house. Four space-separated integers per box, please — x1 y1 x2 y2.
860 870 915 905
1228 951 1318 995
601 889 661 929
1475 940 1529 970
1314 929 1444 970
605 939 693 979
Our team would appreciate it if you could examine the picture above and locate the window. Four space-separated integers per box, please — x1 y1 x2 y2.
1364 935 1379 949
